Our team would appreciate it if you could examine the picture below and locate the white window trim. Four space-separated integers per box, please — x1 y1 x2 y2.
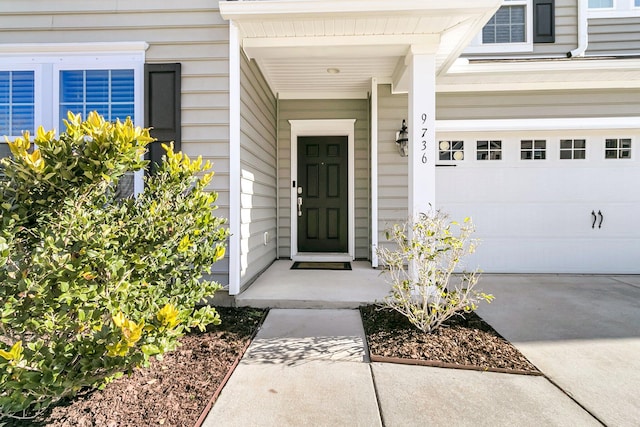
0 42 147 131
465 0 534 54
0 43 147 192
588 0 640 17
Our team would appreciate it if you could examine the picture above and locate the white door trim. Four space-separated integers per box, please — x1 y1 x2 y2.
289 119 356 261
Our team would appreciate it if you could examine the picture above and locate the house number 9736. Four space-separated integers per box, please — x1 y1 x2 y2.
420 113 428 164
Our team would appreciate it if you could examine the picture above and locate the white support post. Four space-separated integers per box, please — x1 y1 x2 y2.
407 51 437 294
228 21 241 295
407 51 436 218
370 78 379 268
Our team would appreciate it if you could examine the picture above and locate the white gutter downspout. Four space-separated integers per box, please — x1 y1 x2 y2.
568 0 588 57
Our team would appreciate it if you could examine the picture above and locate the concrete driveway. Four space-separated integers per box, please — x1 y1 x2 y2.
475 274 640 427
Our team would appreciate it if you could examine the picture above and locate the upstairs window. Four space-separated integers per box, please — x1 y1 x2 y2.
0 71 35 138
483 3 526 44
589 0 613 7
589 0 640 16
465 0 536 54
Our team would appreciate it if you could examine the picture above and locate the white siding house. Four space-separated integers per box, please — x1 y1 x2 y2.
1 0 639 296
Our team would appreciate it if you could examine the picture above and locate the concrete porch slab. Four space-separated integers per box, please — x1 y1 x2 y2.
235 260 391 309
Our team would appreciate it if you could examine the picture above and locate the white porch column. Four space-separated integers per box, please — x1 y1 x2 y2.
228 21 241 295
407 51 437 217
370 77 379 268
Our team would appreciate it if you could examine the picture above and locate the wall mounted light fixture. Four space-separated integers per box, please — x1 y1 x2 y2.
395 119 408 157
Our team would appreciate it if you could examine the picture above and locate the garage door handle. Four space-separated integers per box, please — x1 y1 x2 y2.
591 210 597 229
598 210 603 229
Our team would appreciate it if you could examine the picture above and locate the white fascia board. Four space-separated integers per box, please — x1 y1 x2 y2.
436 5 502 75
221 0 503 19
437 79 640 92
447 58 640 74
437 117 640 133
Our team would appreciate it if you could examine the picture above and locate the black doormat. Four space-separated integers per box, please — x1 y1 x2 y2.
291 261 352 271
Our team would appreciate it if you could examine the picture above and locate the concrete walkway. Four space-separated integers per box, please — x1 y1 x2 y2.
202 309 382 426
202 304 608 426
476 274 640 427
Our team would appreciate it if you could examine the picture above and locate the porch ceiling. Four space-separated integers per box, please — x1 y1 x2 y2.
219 0 502 99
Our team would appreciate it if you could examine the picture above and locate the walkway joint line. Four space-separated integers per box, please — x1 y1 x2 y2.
369 363 387 427
542 374 607 426
609 277 640 290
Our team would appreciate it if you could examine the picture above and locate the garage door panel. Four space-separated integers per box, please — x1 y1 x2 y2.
434 132 639 273
441 202 640 239
463 238 640 274
438 166 640 204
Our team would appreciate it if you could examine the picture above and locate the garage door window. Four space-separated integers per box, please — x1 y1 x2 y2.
605 138 631 159
521 139 546 160
560 139 586 159
477 140 502 160
439 140 464 161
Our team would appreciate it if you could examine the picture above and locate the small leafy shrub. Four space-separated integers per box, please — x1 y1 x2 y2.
0 112 228 418
376 211 493 333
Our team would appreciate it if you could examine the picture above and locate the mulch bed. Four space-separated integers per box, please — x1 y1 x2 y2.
360 305 540 375
3 305 539 426
4 307 266 427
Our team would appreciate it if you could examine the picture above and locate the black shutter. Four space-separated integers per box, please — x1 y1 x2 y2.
144 63 181 173
533 0 555 43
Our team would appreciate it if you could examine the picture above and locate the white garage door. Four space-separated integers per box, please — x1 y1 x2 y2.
436 132 640 274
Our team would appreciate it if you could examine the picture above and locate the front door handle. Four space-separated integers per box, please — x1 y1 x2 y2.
598 210 603 229
297 197 303 217
591 210 597 229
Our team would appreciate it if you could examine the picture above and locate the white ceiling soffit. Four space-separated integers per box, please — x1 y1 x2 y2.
438 57 640 92
219 0 501 99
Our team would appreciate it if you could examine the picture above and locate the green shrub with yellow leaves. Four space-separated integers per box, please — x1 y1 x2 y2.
0 112 228 418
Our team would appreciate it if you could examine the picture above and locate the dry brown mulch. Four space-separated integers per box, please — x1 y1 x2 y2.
5 307 265 427
360 305 539 374
4 305 538 426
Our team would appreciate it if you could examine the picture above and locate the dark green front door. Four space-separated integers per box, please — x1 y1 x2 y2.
297 136 348 253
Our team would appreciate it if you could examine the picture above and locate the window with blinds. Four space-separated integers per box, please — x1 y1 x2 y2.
483 4 526 44
59 69 134 130
0 70 35 139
